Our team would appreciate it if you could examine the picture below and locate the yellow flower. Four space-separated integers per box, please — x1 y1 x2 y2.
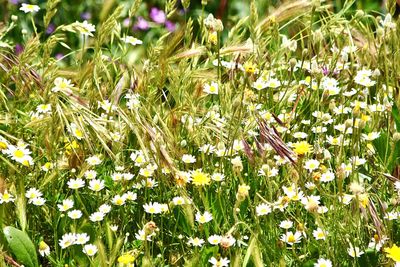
118 254 135 264
191 170 210 186
243 62 257 74
358 193 369 208
293 141 313 156
385 244 400 262
208 31 218 45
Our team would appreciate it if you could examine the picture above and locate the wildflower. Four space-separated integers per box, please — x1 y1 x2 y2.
143 202 162 214
354 69 375 87
41 162 53 172
172 196 186 205
211 172 225 182
89 211 105 222
86 155 102 166
112 195 126 206
349 182 364 195
88 179 105 192
281 35 297 51
0 190 15 204
301 195 321 212
110 225 118 232
191 169 211 186
59 233 76 249
283 184 304 201
20 3 40 13
67 178 85 189
220 235 236 249
36 104 51 114
348 246 364 258
256 203 272 216
252 79 268 90
279 220 293 229
139 166 155 177
38 241 50 257
182 154 196 163
209 257 230 267
362 132 380 141
75 233 90 245
68 209 82 220
293 141 313 156
208 235 222 245
111 172 124 182
52 77 74 93
25 188 42 200
98 100 116 113
149 7 166 24
118 254 135 265
236 184 250 200
314 258 332 267
320 171 335 182
135 229 155 241
122 36 143 46
313 228 328 240
0 137 9 151
83 244 98 256
58 199 74 212
188 237 205 247
203 82 219 95
385 244 400 263
231 156 243 173
4 144 33 166
124 191 137 201
98 204 111 214
31 197 46 206
265 77 281 88
368 235 388 251
195 211 213 224
75 20 96 36
304 159 320 172
243 61 257 74
280 231 302 245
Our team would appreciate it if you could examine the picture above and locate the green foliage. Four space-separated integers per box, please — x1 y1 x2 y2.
3 226 38 267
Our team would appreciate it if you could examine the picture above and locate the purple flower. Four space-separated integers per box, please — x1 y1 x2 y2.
9 0 19 5
165 20 176 32
322 66 330 76
133 16 149 31
149 7 166 24
46 23 56 35
122 18 131 28
15 44 24 55
80 12 92 20
55 53 64 60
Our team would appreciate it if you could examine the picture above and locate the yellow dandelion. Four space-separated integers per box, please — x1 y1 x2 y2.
191 170 210 186
293 141 313 156
385 244 400 262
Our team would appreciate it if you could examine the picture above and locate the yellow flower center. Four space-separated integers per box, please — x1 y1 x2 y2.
14 150 24 158
288 234 296 243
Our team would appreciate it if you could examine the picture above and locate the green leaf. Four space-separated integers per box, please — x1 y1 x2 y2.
392 103 400 131
3 226 38 267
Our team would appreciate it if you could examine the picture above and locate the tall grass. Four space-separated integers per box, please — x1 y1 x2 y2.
0 0 400 266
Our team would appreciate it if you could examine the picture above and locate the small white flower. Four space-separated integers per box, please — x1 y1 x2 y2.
122 36 143 46
88 179 105 192
20 3 40 13
83 244 98 256
67 178 85 189
203 82 219 95
67 209 82 220
89 211 105 222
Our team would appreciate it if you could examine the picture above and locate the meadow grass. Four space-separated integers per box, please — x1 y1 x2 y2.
0 0 400 266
